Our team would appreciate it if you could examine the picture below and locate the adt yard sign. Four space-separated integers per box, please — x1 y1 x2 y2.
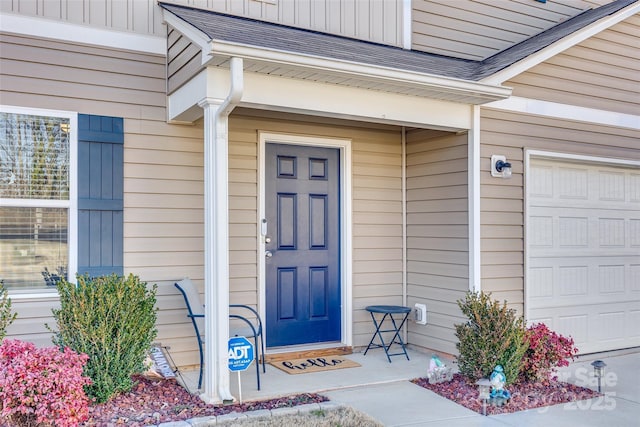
228 336 254 372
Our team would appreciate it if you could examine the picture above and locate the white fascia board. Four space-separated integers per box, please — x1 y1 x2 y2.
482 2 640 85
486 96 640 130
209 41 512 104
0 12 165 55
162 9 213 64
205 67 473 130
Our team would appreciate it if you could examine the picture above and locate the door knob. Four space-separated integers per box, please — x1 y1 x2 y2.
265 250 273 258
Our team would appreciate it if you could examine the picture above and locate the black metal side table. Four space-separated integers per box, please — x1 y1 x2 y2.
363 305 411 362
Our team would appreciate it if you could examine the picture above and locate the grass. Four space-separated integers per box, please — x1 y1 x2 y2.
217 406 383 426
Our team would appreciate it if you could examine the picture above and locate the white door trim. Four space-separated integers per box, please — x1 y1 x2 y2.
524 149 640 325
258 132 353 349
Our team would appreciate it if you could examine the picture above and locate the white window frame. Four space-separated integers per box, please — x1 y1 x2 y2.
0 105 78 298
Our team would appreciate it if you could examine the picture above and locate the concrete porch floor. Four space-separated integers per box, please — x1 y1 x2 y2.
176 346 442 402
172 348 640 426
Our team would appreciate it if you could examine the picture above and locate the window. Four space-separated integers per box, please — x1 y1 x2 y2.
0 107 77 292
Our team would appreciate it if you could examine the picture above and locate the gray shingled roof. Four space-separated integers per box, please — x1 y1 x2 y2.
160 0 635 82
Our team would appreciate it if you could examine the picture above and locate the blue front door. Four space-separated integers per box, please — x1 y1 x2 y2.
265 143 341 347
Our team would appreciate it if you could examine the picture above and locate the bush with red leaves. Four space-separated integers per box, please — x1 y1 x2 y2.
520 323 578 384
0 339 92 426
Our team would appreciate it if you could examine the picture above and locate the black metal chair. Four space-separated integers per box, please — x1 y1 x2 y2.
174 278 266 391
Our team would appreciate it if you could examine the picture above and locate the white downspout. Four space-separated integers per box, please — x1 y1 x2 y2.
401 127 408 343
198 56 244 404
468 106 481 293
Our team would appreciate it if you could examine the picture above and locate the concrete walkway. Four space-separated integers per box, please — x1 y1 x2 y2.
176 348 639 426
324 350 639 426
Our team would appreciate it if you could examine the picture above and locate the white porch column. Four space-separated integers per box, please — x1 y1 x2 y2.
198 98 234 404
197 57 243 404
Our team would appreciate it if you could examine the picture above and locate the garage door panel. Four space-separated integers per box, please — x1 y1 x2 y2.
632 265 640 291
530 212 637 256
527 158 640 354
528 301 640 354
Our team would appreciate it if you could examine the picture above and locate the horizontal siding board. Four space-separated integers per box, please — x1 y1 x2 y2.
409 260 468 278
407 273 468 291
126 237 203 253
406 212 468 225
0 37 163 78
354 213 401 227
407 172 467 188
407 198 467 213
0 58 164 92
407 249 468 265
352 272 402 286
125 164 203 180
353 224 402 237
1 74 164 106
407 224 467 239
123 194 203 208
406 186 467 200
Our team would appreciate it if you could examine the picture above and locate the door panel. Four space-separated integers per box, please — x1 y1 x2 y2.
265 143 341 347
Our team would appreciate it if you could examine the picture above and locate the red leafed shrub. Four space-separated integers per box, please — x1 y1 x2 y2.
0 339 92 426
520 323 578 384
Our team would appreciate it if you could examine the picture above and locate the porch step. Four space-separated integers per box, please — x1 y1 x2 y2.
263 346 352 363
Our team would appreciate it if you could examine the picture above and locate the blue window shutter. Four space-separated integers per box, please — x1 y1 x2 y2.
77 114 124 277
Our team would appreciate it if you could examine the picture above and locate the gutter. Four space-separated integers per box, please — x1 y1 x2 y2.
208 40 512 104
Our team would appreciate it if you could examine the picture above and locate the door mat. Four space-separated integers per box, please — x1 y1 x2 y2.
270 356 361 375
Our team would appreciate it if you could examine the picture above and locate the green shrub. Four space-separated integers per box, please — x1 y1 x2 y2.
0 280 17 343
49 273 157 403
454 291 528 385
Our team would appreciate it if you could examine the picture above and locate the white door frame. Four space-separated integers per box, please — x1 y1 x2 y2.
258 132 353 350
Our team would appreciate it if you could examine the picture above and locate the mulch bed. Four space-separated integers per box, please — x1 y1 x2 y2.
412 373 599 415
84 375 328 426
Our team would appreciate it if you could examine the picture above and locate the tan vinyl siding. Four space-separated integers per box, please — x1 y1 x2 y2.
505 16 640 116
405 129 468 355
0 32 207 368
167 27 203 94
411 0 612 60
479 108 640 313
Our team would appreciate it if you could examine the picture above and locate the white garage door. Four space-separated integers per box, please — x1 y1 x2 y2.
527 157 640 354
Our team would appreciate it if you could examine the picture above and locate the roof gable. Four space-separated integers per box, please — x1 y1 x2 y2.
160 0 636 82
